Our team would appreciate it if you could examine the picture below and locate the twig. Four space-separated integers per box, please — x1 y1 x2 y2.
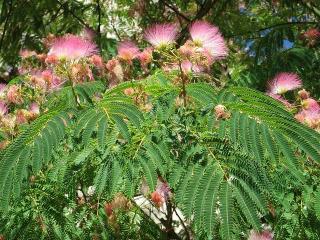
178 59 187 107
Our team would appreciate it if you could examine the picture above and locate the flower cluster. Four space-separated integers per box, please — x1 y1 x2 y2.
248 229 274 240
301 28 320 47
1 21 228 146
106 21 228 86
150 178 172 208
0 33 105 144
266 72 320 131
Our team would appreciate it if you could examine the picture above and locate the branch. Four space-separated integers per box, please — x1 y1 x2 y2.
0 0 13 52
162 0 191 22
56 0 92 30
226 21 318 38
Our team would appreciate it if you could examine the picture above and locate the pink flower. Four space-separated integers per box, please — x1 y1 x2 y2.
90 55 104 67
298 89 310 100
151 191 164 208
48 34 98 60
137 47 153 69
267 72 302 95
181 60 192 74
28 102 40 120
248 230 274 240
7 85 23 104
191 64 205 73
302 98 320 111
151 179 171 208
30 72 47 90
50 76 64 91
41 70 53 83
189 20 228 59
19 49 37 58
267 93 292 108
179 40 195 57
295 108 320 129
16 109 28 124
45 55 58 64
106 59 124 84
0 101 8 117
296 98 320 129
117 41 140 63
29 102 40 115
36 53 47 62
304 28 320 40
144 23 178 47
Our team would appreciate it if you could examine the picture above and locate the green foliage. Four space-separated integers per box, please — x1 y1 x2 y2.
0 72 320 239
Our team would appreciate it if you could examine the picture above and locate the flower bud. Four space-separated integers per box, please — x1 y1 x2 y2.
214 104 230 119
298 89 310 100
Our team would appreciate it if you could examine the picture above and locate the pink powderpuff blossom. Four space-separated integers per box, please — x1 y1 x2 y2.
179 40 195 57
295 97 320 129
117 41 140 63
41 70 53 83
267 72 302 95
137 47 153 69
151 178 172 208
189 20 228 59
248 229 274 240
19 49 37 59
295 108 320 130
302 98 320 111
29 102 40 115
29 102 40 120
16 109 28 124
50 76 64 91
144 23 178 48
90 55 104 67
48 34 98 60
45 55 58 64
7 85 23 104
151 191 164 208
181 60 192 74
0 101 8 117
298 89 310 100
36 53 47 62
30 72 47 90
106 59 124 85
